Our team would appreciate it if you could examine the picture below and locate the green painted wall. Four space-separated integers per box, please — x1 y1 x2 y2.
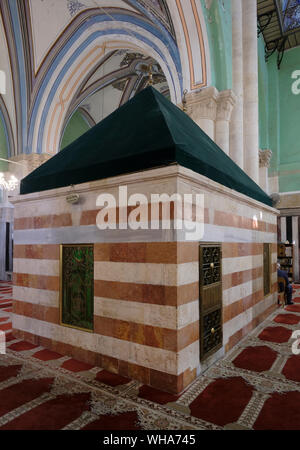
60 110 90 150
277 48 300 192
258 44 300 193
267 54 281 175
0 115 8 172
201 0 232 91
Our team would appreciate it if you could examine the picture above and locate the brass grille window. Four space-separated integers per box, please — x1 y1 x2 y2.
263 243 271 297
199 244 223 361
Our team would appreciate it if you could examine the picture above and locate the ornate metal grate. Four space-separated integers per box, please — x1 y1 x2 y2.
202 246 221 286
203 309 223 356
199 244 223 360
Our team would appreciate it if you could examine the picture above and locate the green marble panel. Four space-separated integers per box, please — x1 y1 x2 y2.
61 244 94 331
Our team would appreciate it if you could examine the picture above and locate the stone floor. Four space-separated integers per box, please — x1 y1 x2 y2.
0 281 300 430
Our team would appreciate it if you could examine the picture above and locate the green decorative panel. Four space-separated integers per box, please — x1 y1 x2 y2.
60 244 94 331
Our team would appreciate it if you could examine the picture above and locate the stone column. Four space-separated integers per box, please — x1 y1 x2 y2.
185 86 218 140
216 90 236 155
259 149 272 193
243 0 259 183
230 0 244 168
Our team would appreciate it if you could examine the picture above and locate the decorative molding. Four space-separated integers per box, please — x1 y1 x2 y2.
216 90 236 122
0 0 23 155
67 0 86 17
129 0 176 38
175 0 207 90
185 86 218 121
185 87 236 123
0 96 15 157
259 149 272 169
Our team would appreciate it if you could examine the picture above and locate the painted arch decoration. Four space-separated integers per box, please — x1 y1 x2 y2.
30 13 182 154
0 0 211 156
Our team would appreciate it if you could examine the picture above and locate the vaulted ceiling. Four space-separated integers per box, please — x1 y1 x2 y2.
0 0 176 156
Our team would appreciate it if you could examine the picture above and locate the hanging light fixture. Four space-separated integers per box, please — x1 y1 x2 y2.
0 172 19 191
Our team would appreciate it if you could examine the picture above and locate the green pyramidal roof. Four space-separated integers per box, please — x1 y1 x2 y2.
20 86 272 207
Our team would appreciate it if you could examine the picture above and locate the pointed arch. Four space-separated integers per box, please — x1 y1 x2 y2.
28 10 182 154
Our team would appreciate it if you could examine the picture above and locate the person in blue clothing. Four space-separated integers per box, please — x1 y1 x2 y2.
277 262 294 305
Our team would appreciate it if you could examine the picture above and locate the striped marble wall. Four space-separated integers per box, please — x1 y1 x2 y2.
11 166 279 393
222 242 277 352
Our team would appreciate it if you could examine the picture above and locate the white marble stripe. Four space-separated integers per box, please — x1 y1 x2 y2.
292 216 299 282
177 300 200 329
180 226 276 243
222 252 277 275
12 314 198 375
13 187 277 225
222 255 263 275
12 288 199 330
14 225 177 245
12 286 59 308
12 258 198 287
223 293 276 344
223 272 277 307
94 298 199 330
223 278 263 307
94 262 198 286
178 341 199 374
13 259 59 277
13 224 277 245
281 217 287 243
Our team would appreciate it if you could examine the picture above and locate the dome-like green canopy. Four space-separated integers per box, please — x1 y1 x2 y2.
21 86 272 207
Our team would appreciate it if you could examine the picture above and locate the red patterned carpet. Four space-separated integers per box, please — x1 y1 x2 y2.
0 282 300 430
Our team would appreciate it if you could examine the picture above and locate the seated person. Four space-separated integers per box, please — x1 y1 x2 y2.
277 262 294 305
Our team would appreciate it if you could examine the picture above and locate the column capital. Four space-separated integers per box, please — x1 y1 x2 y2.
216 89 237 121
259 149 272 168
185 86 219 121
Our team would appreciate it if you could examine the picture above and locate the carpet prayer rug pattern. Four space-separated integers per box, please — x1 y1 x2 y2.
0 284 300 430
